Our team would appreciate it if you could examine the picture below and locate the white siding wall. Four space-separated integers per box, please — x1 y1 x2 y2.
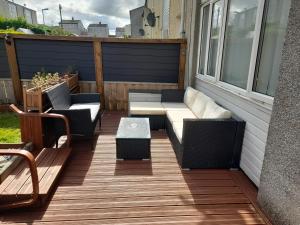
195 78 273 186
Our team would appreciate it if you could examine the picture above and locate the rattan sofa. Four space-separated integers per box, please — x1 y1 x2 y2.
128 87 245 169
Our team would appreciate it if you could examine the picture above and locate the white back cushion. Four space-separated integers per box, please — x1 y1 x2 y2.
202 101 232 119
184 87 199 108
190 92 213 118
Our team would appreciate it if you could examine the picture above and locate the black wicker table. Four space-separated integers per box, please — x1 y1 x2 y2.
116 117 151 160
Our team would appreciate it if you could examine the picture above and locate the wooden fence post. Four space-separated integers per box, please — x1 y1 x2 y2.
93 40 105 109
178 42 187 90
5 36 22 104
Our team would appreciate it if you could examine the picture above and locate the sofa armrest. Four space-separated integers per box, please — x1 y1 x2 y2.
181 118 241 168
50 109 92 136
161 89 185 103
70 93 100 104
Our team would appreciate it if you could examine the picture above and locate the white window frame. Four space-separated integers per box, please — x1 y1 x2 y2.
196 0 275 106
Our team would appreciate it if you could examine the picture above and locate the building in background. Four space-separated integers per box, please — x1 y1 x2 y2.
87 22 109 37
0 0 37 24
115 27 125 37
130 6 144 37
59 18 86 36
123 24 131 36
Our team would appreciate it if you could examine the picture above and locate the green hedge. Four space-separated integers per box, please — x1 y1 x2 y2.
0 17 71 35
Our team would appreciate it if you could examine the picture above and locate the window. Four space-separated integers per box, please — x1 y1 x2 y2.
197 0 291 103
198 5 210 75
220 0 258 89
253 0 291 96
207 1 223 76
8 3 17 18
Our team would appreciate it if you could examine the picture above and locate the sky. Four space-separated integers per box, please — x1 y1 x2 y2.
13 0 145 33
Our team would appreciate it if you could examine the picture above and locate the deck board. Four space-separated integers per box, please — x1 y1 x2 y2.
0 111 271 225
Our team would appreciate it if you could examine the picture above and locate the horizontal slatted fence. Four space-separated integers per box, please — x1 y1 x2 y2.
0 39 10 78
102 43 180 83
15 39 95 81
0 35 186 109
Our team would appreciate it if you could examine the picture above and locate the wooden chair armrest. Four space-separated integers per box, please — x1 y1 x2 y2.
0 149 39 210
10 104 71 148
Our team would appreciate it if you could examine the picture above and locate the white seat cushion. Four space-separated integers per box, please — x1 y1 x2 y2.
190 92 214 118
162 102 189 111
172 122 184 143
202 101 232 119
69 103 100 121
184 87 199 108
129 102 165 115
166 109 197 124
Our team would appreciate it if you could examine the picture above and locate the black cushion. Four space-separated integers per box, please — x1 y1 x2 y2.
46 82 71 110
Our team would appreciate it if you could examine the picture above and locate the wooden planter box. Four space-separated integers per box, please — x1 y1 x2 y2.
23 74 79 112
66 73 79 90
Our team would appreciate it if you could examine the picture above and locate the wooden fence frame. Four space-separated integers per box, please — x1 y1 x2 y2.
0 34 187 108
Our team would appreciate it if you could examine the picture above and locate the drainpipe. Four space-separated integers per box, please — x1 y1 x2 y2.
179 0 186 38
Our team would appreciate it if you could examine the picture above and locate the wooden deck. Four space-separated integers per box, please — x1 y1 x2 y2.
0 112 271 224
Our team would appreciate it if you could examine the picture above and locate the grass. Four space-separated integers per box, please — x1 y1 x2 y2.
0 112 21 143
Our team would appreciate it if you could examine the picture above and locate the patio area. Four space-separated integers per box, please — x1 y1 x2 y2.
1 111 270 225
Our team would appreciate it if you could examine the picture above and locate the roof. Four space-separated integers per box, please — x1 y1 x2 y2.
60 20 82 24
88 23 108 28
116 27 125 32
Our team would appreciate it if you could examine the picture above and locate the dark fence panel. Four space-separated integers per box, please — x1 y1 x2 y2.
15 39 95 81
102 43 180 83
0 39 10 78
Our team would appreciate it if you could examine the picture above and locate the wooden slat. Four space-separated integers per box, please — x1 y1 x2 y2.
5 37 22 103
104 82 178 110
93 41 105 108
1 112 271 225
178 42 187 89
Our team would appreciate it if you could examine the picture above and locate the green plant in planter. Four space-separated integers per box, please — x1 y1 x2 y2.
31 72 61 90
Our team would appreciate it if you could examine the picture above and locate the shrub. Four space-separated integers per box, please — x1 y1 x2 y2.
0 17 71 36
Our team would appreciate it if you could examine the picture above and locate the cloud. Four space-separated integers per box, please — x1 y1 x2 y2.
12 0 144 30
89 0 144 19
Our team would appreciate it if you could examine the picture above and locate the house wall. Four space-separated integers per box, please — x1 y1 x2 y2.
143 0 163 38
187 0 275 186
195 79 272 186
0 0 9 18
257 0 300 224
130 7 144 37
169 0 182 38
88 26 109 37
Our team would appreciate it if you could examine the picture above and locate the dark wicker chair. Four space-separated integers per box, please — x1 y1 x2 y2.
46 82 101 138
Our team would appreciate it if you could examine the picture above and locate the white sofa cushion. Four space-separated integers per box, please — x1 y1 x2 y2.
172 122 184 143
162 102 189 111
202 101 232 119
183 87 199 108
190 92 214 118
166 109 196 124
69 103 100 121
129 102 165 115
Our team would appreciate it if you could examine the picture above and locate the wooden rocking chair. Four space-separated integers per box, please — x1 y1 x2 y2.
0 104 71 210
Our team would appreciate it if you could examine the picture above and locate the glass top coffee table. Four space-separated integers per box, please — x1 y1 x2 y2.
116 117 151 160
